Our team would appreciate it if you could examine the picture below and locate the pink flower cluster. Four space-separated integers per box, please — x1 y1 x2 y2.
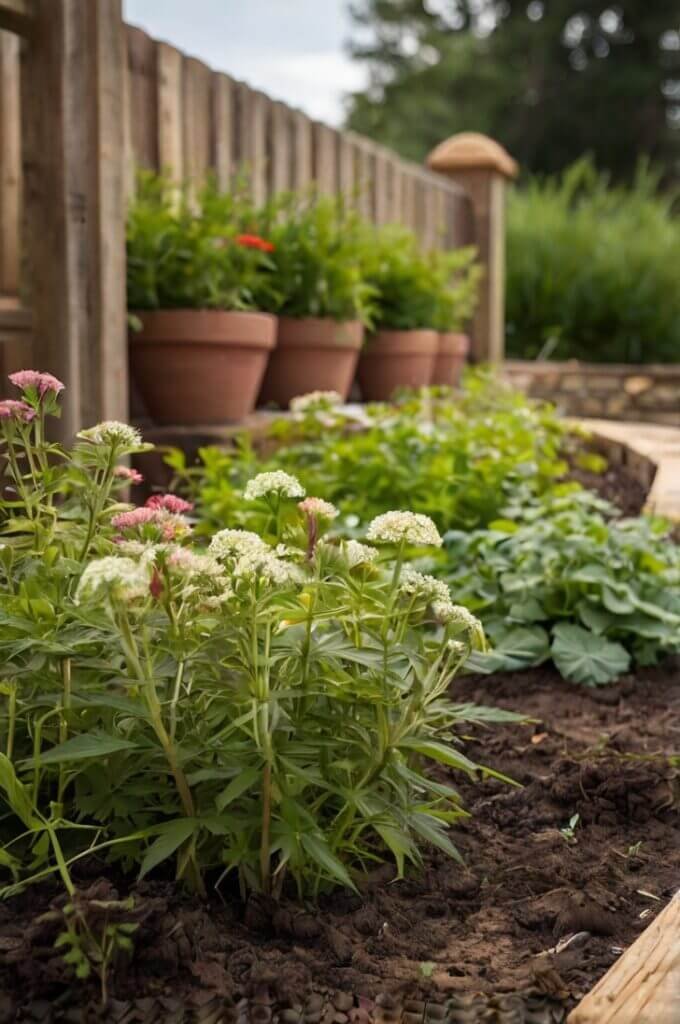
9 370 64 397
146 494 193 514
0 399 36 423
114 465 144 485
111 494 192 541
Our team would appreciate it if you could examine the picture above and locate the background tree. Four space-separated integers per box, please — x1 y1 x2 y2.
345 1 680 181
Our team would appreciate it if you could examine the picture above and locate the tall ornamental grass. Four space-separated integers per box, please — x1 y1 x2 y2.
506 159 680 363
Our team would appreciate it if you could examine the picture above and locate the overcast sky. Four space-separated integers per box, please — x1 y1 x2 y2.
123 0 368 125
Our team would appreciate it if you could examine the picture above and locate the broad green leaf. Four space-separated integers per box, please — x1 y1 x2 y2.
139 819 196 880
551 623 630 686
32 734 138 765
215 766 259 811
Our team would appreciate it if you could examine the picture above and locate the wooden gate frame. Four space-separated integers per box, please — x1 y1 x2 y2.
1 0 127 438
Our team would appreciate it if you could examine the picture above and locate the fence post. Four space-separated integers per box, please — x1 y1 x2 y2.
426 132 517 363
20 0 127 438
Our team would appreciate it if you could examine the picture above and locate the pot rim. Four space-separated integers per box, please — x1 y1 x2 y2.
129 308 277 348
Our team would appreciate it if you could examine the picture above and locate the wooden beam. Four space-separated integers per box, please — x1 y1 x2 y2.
21 0 127 437
568 890 680 1024
0 0 35 36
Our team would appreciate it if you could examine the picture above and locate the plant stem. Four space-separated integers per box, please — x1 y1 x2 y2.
5 684 16 761
259 760 272 894
57 658 72 804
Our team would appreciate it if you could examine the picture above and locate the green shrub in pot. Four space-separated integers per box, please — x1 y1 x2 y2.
254 192 376 406
429 247 482 387
127 173 278 425
357 226 441 401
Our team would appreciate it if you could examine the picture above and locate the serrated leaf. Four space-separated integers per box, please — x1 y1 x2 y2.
30 734 138 765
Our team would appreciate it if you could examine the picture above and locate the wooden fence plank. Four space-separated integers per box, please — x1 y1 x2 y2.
156 42 183 181
355 140 374 220
22 0 127 436
211 72 234 191
568 890 680 1024
312 121 337 195
292 109 312 192
269 101 292 195
125 26 158 170
0 30 21 294
182 55 212 188
337 133 355 198
234 83 267 203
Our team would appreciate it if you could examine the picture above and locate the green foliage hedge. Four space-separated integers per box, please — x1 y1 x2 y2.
506 160 680 363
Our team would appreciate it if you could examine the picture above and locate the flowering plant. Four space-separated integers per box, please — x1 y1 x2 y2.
0 375 515 911
126 173 276 312
252 191 376 323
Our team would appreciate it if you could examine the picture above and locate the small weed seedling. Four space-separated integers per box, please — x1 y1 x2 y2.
560 814 581 844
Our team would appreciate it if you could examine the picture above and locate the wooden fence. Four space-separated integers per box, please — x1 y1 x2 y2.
0 22 473 306
0 1 506 435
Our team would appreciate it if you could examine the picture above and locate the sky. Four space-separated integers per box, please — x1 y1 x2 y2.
123 0 368 126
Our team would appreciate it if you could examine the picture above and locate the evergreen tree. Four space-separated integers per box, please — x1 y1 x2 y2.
345 1 680 180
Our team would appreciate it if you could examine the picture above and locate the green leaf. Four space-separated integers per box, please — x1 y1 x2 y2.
409 811 463 863
139 819 197 880
0 753 40 829
31 734 138 765
374 823 415 877
398 737 479 775
215 766 259 811
551 623 630 686
300 833 356 890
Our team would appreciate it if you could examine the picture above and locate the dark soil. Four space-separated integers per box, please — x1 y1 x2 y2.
0 666 677 1023
563 444 649 518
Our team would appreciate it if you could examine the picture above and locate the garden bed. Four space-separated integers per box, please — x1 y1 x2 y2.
0 664 676 1022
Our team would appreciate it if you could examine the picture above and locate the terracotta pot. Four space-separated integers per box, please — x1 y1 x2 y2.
357 329 439 401
432 332 470 387
258 317 364 408
129 310 277 425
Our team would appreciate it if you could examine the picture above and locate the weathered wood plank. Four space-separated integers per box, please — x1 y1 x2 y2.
156 42 184 181
0 30 21 294
22 0 127 436
234 83 267 203
125 25 158 170
291 109 312 192
212 72 234 191
182 55 212 188
568 890 680 1024
312 121 337 195
269 101 292 195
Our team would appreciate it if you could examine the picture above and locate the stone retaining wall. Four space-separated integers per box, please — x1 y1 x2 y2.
504 360 680 425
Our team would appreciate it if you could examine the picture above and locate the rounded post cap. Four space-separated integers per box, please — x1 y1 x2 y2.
427 132 518 180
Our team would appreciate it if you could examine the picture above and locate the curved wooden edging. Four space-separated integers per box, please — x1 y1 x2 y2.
573 417 680 521
567 890 680 1024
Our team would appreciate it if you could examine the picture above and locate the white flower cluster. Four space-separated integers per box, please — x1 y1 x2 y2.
77 421 144 450
244 471 305 501
209 529 269 561
366 511 442 548
398 567 450 604
209 528 301 587
76 556 149 604
166 547 224 579
298 497 339 520
290 391 343 413
344 539 379 568
433 599 483 639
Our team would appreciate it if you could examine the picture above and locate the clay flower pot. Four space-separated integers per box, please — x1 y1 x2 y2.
258 317 364 408
129 310 277 425
432 332 470 387
357 329 439 402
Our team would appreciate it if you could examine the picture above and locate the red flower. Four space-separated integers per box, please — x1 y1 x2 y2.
236 234 275 253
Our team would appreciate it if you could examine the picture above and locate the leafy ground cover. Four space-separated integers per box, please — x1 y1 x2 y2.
183 377 680 686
